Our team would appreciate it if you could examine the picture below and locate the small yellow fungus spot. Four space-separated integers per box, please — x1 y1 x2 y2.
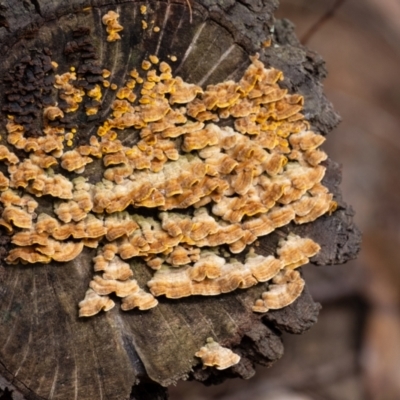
143 81 156 90
70 66 76 72
126 80 136 90
67 140 73 147
170 55 177 62
116 87 137 103
71 128 77 134
130 69 139 79
139 96 152 105
87 84 102 102
102 10 124 42
140 5 147 14
86 107 99 116
149 55 159 65
159 62 172 74
51 61 59 69
142 60 152 71
103 81 110 88
97 121 111 137
142 20 148 30
136 77 144 84
110 83 118 90
102 69 111 78
153 26 160 32
108 131 118 141
146 70 161 83
262 39 272 48
65 132 74 141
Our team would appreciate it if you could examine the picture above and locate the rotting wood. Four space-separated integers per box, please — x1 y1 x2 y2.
0 1 361 399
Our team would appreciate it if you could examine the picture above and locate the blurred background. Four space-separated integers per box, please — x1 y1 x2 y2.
170 0 400 399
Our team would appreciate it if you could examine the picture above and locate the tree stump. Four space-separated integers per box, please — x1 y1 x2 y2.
0 1 361 399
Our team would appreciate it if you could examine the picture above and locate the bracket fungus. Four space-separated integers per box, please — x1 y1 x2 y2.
0 42 337 321
0 1 363 397
195 338 241 370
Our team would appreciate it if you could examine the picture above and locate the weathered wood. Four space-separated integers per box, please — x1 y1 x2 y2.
0 1 361 399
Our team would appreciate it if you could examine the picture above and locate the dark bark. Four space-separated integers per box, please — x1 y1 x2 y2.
0 1 361 399
130 382 168 400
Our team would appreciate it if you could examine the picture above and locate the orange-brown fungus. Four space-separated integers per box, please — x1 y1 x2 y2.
102 10 124 42
1 53 336 318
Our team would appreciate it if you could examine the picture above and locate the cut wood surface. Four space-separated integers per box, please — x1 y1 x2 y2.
0 1 361 399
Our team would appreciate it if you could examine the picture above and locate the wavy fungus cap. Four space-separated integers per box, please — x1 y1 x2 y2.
1 46 335 318
0 46 335 322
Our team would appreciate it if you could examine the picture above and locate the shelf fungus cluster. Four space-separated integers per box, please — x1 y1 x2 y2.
0 42 336 321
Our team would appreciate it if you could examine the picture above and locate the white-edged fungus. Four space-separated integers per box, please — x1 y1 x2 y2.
1 53 335 318
195 338 241 370
78 289 115 317
252 269 305 313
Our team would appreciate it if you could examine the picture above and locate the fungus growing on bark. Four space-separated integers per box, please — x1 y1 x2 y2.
102 10 123 42
195 338 241 370
252 269 305 313
146 234 314 299
1 50 336 319
78 289 115 317
0 3 363 397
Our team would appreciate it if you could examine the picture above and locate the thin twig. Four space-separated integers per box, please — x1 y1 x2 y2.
301 0 347 45
186 0 193 23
